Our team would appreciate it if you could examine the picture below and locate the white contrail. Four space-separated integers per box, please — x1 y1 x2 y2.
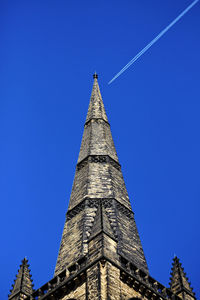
108 0 199 84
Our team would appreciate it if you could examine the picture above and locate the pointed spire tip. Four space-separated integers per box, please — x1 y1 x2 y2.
93 72 98 79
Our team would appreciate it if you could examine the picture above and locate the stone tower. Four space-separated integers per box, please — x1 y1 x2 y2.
9 75 196 300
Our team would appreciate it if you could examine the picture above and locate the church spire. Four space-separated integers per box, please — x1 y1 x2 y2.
85 73 109 125
10 74 196 300
9 258 34 300
77 73 119 165
54 74 148 277
169 256 196 299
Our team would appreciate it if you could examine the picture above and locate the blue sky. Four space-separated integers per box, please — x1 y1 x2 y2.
0 0 200 298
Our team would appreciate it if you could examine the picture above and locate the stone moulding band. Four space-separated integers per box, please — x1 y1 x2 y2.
84 117 110 127
77 154 121 171
66 197 134 221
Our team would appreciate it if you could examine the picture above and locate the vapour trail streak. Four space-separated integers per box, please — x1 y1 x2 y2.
108 0 199 84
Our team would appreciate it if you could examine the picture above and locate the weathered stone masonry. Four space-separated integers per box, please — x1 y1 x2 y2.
9 74 196 300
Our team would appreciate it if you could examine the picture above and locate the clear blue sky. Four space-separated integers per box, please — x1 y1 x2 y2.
1 0 200 299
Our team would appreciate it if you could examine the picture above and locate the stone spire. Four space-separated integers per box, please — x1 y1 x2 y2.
9 258 34 300
54 74 148 276
77 72 119 169
85 72 109 125
169 256 196 299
